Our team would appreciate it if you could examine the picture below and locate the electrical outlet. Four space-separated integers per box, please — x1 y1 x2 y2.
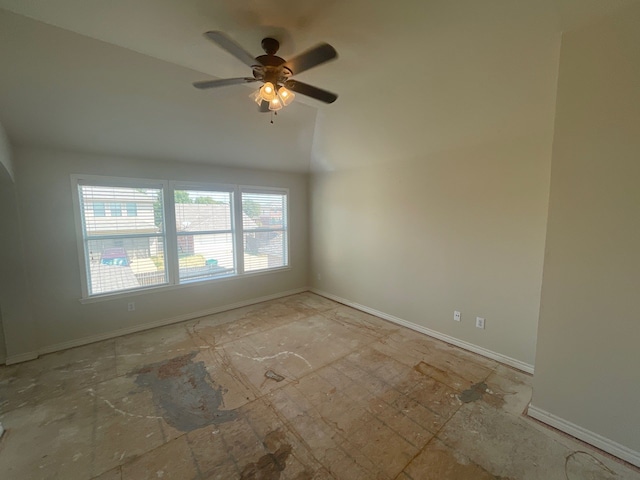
476 317 485 329
316 273 321 281
454 311 461 322
127 302 135 312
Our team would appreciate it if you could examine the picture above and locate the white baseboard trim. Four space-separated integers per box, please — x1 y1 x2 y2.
528 404 640 467
27 287 308 360
5 351 39 366
311 288 534 374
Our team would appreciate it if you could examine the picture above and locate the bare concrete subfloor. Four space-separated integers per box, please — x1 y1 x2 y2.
1 292 638 479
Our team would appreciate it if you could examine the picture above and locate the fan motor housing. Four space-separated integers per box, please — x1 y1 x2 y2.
255 55 286 67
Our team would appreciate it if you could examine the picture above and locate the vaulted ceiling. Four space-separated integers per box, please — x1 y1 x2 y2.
0 0 637 171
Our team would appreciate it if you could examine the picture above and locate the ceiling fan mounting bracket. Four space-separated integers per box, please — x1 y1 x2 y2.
261 37 280 55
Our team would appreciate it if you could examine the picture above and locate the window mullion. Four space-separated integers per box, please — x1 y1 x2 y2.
164 182 179 286
233 188 245 274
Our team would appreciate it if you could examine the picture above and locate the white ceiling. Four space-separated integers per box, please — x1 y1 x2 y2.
0 0 638 172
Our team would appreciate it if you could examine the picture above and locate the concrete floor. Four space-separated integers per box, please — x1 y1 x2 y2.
0 292 638 480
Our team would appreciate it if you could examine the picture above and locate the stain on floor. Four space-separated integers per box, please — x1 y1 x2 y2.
459 381 489 403
133 351 235 431
239 430 300 480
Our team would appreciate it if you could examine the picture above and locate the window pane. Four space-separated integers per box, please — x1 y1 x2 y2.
242 191 288 272
93 202 106 217
80 186 160 236
174 189 234 283
109 203 122 216
242 192 286 230
126 203 137 216
86 237 167 295
244 231 287 271
178 233 235 281
79 184 166 296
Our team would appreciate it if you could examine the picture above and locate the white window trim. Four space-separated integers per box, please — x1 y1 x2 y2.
71 175 291 302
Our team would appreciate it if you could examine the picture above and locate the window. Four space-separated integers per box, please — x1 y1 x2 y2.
76 182 168 296
93 202 106 217
174 188 236 282
108 202 122 216
126 202 138 216
73 176 289 298
242 190 288 272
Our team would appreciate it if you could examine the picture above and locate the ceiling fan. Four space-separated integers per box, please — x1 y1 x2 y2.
193 31 338 113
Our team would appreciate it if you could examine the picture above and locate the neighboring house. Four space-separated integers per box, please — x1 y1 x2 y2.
80 187 160 294
174 203 283 271
81 186 160 262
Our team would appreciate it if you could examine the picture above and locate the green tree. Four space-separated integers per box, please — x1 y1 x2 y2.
175 190 192 204
153 195 163 229
194 196 219 204
243 199 262 219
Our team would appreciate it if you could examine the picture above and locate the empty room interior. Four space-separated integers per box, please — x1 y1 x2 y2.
1 1 639 479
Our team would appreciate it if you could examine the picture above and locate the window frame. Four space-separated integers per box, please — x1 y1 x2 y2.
71 175 290 302
171 182 238 284
71 175 171 299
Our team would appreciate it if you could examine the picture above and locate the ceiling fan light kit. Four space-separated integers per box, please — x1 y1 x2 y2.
193 31 338 116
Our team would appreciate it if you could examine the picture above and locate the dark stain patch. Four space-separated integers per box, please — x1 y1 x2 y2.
132 352 235 431
414 361 449 378
459 382 488 403
239 429 306 480
413 360 467 391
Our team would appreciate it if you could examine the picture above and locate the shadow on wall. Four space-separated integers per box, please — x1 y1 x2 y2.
0 162 37 363
0 165 12 364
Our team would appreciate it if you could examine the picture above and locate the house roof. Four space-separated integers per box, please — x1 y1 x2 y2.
175 203 259 232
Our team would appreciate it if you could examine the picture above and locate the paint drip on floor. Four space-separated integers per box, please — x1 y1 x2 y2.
132 351 235 431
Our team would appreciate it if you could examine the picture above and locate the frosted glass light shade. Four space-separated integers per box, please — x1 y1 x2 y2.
268 97 283 111
259 82 276 102
249 89 262 105
278 87 295 106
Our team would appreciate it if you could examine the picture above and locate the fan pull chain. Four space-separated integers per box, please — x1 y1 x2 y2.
270 111 278 124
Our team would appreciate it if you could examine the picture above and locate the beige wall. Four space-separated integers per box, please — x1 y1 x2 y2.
0 129 37 363
311 136 551 366
0 122 8 363
10 147 309 358
532 5 640 455
0 120 13 181
0 122 11 362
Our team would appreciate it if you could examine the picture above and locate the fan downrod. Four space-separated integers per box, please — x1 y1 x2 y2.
261 37 280 55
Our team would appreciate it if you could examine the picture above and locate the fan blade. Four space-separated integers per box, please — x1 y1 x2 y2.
284 80 338 104
283 43 337 75
204 31 261 67
259 100 270 113
193 77 257 89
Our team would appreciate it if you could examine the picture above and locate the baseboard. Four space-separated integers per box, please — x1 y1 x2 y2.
32 287 309 359
311 288 535 374
5 351 39 366
528 405 640 467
